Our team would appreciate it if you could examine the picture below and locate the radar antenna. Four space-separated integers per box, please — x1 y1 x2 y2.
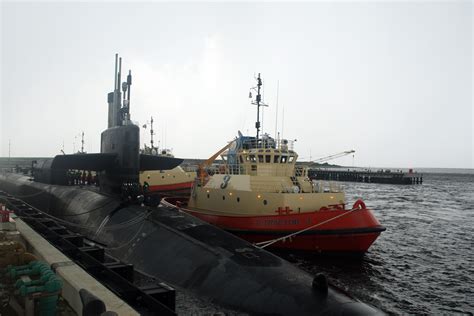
249 73 268 140
150 116 155 151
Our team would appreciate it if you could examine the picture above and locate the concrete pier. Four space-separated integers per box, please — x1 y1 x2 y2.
308 169 423 185
13 217 139 316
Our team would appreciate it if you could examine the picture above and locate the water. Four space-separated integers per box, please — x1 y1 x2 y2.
2 158 473 314
281 172 474 315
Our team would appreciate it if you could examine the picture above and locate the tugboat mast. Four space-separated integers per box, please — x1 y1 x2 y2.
150 116 155 151
250 73 267 142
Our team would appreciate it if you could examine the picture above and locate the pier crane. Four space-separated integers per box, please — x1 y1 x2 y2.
311 150 355 164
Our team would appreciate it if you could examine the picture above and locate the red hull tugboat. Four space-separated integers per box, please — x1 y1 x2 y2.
163 199 384 253
162 74 385 253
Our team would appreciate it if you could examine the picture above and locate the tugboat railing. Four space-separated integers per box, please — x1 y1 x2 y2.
208 163 308 177
201 164 343 194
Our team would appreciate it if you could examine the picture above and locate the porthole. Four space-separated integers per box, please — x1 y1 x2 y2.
207 194 210 198
237 197 240 202
263 200 267 205
222 196 225 200
162 176 165 179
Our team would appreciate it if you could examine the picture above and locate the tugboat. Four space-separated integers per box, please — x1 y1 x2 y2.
139 116 195 197
163 74 386 253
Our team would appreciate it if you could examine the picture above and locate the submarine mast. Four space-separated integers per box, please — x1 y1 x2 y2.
80 131 84 153
101 54 140 194
108 54 133 128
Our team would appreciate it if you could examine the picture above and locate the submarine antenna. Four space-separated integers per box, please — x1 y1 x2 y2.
120 69 132 123
150 116 155 151
127 70 132 111
114 54 118 91
81 131 84 153
116 57 122 126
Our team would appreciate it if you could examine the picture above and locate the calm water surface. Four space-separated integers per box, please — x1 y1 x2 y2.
281 172 474 315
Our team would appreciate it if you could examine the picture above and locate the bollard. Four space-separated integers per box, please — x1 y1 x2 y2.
79 288 106 316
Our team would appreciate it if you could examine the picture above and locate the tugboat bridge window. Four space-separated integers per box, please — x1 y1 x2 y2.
258 155 264 163
265 155 271 163
274 155 280 163
289 156 295 163
239 156 244 163
281 155 288 163
249 155 256 162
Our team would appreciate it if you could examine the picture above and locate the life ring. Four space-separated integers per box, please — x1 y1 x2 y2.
353 199 366 210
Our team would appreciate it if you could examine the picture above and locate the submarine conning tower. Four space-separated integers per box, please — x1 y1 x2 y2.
29 54 181 193
100 54 139 194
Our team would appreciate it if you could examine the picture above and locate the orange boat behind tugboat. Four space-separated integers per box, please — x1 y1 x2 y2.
139 116 195 198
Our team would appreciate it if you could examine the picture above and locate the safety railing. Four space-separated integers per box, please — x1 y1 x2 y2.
241 137 295 151
311 180 343 193
207 164 308 177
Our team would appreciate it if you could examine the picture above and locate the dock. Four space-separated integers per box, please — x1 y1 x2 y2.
308 168 423 185
0 191 176 316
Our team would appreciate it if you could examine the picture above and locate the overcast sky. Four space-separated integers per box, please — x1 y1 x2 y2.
1 1 472 169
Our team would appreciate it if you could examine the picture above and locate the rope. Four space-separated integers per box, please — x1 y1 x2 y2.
6 189 47 199
101 210 153 231
254 206 362 249
160 198 176 209
60 199 116 217
105 220 147 250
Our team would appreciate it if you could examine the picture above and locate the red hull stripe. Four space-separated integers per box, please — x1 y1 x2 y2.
185 208 384 232
149 182 193 192
161 197 385 252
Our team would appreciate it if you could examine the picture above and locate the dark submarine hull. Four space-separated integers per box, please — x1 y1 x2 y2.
0 173 384 315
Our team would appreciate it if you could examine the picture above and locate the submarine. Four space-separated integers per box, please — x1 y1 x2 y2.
0 54 384 315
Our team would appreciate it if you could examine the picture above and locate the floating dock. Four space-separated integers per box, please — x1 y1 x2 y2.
308 169 423 185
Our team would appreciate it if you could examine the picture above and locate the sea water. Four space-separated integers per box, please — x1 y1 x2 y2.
284 171 474 315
